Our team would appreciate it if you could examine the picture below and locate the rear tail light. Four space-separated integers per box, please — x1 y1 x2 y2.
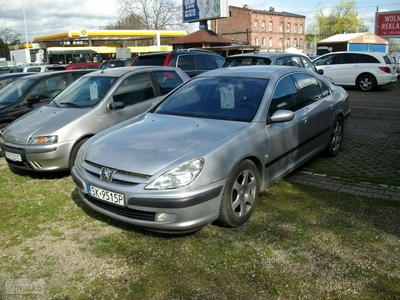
164 53 172 66
379 66 391 74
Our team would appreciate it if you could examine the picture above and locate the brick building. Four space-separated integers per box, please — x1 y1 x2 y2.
210 5 306 53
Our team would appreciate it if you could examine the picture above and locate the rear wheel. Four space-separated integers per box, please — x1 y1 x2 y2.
69 138 89 171
357 74 376 92
218 160 260 227
325 117 343 157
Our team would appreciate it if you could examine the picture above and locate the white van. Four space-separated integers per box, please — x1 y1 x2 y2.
313 51 398 91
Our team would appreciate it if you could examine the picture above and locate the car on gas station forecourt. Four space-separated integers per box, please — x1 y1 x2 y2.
71 65 351 234
1 66 189 172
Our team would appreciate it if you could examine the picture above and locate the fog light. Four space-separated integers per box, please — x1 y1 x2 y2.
155 212 177 222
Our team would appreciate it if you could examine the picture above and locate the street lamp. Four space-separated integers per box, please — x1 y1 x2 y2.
22 0 30 63
314 2 321 55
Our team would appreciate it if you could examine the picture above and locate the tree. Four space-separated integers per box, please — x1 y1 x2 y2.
0 28 23 45
307 0 367 41
117 0 189 31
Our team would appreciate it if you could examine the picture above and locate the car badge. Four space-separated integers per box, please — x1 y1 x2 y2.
100 167 117 182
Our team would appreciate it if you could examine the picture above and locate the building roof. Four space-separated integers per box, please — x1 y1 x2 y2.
230 5 305 19
319 32 387 44
171 29 231 45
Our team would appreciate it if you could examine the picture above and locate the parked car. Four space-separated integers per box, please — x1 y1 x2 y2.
130 49 225 77
222 51 324 75
70 65 351 234
0 70 93 132
0 72 36 91
312 51 398 91
21 64 67 73
99 58 135 70
64 62 102 70
1 66 189 172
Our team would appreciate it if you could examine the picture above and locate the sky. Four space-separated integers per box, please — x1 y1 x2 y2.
0 0 400 43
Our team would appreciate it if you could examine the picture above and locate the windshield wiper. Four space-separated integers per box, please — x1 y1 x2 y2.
59 102 82 108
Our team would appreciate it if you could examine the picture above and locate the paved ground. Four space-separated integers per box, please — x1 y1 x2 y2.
286 82 400 201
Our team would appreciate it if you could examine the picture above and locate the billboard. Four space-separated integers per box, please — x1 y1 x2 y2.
183 0 228 23
375 10 400 38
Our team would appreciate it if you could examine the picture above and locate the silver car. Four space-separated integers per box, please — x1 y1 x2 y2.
1 66 189 171
71 66 351 234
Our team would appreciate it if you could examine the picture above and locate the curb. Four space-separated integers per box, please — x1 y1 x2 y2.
286 170 400 202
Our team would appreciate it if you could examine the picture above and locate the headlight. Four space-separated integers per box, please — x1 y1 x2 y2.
28 135 58 144
145 158 205 190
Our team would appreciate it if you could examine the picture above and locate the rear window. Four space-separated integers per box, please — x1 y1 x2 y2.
383 55 395 64
133 55 168 66
223 57 272 67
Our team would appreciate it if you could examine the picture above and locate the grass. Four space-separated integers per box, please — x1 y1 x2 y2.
0 158 400 299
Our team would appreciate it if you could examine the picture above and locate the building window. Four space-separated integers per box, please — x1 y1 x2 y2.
262 21 266 31
294 38 298 47
279 38 283 47
286 38 290 47
286 23 290 33
294 24 297 33
269 21 273 31
300 24 303 33
269 38 273 47
255 37 259 45
279 23 283 32
262 37 266 46
299 39 303 47
254 21 258 31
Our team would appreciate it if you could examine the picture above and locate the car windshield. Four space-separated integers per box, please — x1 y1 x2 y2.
51 76 117 108
152 76 268 122
0 77 36 105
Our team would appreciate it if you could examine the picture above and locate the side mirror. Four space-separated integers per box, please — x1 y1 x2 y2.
109 101 125 110
317 69 324 75
270 110 295 123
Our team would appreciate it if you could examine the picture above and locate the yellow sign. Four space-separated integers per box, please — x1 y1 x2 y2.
80 29 88 37
363 34 376 43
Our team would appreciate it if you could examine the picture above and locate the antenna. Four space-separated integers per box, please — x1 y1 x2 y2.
101 53 116 73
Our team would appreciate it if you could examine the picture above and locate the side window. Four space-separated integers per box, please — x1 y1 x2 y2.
45 74 71 97
177 55 196 70
26 67 41 72
288 56 302 67
360 54 380 63
293 73 324 106
276 57 287 66
300 57 316 72
197 55 218 70
113 73 155 106
269 76 302 115
154 70 185 94
314 55 333 66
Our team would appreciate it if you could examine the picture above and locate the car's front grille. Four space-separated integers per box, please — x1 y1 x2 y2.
85 195 156 221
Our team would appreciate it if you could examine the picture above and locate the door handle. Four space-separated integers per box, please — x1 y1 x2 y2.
302 117 308 124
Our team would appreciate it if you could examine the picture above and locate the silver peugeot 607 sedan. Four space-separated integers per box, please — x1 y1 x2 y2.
1 66 189 172
71 65 351 234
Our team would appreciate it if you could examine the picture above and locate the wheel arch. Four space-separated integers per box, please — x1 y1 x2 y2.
355 72 377 85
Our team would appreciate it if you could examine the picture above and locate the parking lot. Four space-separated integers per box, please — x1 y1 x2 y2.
291 82 400 190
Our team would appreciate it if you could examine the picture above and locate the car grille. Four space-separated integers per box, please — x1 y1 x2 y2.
85 194 156 221
84 160 151 185
2 145 34 170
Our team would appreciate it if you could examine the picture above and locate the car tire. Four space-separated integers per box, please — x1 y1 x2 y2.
69 138 89 170
357 74 376 92
325 117 343 157
218 159 260 227
0 123 8 157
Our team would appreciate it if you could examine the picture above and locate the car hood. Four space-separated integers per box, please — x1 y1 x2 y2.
5 105 90 142
85 113 247 175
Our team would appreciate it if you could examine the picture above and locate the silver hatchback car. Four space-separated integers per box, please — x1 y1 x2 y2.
71 66 351 234
2 66 189 172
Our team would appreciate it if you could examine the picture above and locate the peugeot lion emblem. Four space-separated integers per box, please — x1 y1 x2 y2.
100 167 117 182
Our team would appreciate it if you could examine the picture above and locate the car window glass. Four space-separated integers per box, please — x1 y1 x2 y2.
313 55 333 66
300 56 316 71
197 54 218 70
361 54 380 64
177 55 196 70
113 73 155 106
154 76 268 122
288 56 302 67
276 57 287 65
26 67 41 72
154 70 185 94
213 55 226 67
293 73 324 106
269 75 302 115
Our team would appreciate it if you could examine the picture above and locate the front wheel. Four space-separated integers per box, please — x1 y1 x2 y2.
69 138 89 171
325 117 343 157
357 74 376 92
218 159 260 227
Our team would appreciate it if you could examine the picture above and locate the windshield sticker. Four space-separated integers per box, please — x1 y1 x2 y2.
220 84 235 109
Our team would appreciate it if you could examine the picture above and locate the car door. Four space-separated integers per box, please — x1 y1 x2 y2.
328 53 359 85
292 73 335 153
264 75 308 181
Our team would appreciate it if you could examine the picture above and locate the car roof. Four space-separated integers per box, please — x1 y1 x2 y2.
0 72 36 79
82 66 181 77
226 52 308 58
197 65 307 79
14 69 93 80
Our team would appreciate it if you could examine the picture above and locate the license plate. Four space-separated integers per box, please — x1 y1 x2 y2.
87 184 124 206
4 151 22 162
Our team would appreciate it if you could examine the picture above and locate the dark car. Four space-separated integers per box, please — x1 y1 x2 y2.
130 49 225 77
222 51 324 75
0 70 94 131
99 58 136 70
0 73 36 91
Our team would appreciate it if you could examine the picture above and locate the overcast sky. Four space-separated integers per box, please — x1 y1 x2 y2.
0 0 399 42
